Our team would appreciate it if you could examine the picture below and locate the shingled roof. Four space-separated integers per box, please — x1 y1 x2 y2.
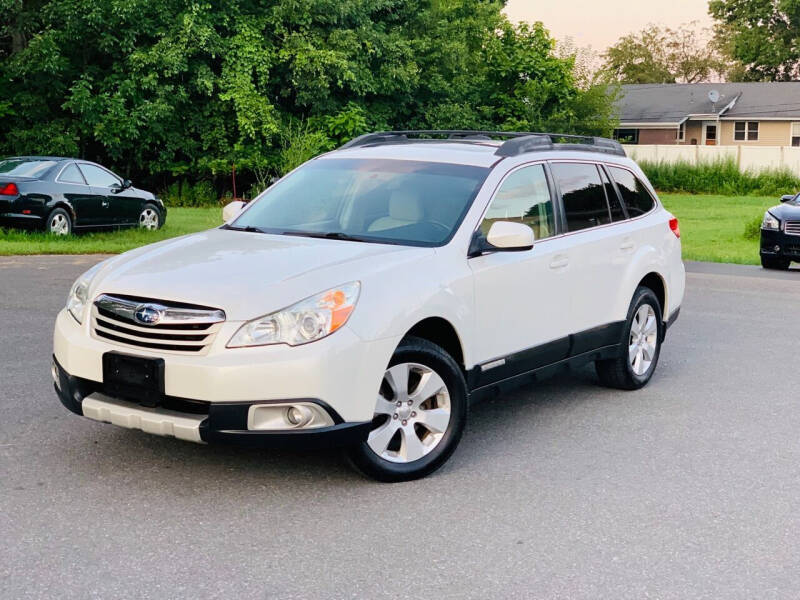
617 82 800 125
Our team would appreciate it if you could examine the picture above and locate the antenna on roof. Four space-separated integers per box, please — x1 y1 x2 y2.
708 89 720 105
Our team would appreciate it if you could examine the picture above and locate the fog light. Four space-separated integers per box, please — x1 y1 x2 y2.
286 405 312 427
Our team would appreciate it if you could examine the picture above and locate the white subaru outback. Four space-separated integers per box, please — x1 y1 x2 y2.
53 131 685 481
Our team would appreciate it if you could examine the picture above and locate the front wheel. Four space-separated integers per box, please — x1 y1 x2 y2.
596 286 663 390
761 256 791 270
138 203 162 230
346 337 468 482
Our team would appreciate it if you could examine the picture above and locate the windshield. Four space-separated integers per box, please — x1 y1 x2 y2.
0 158 58 178
231 158 490 246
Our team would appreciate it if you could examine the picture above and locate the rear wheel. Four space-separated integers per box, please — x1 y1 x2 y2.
596 286 663 390
138 203 162 230
761 256 791 270
347 337 467 482
46 208 72 236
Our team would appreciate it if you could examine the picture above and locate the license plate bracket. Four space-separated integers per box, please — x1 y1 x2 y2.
102 352 165 407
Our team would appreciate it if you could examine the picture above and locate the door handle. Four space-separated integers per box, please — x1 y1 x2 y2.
101 201 109 208
549 255 569 269
619 240 635 251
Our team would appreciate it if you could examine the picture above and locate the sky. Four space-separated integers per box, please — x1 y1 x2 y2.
503 0 713 52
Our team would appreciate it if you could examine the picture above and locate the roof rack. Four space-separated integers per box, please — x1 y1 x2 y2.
338 130 626 157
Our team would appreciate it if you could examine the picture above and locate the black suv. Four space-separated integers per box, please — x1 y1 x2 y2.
0 156 165 235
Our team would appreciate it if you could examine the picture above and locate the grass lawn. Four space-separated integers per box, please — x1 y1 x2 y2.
0 207 221 255
659 193 775 265
0 195 779 264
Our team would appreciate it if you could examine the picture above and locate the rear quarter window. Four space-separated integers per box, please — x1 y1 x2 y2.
609 167 656 217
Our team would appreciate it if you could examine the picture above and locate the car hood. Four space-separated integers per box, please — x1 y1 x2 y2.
769 201 800 221
90 228 432 321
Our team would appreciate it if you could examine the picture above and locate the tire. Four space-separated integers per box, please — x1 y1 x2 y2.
138 203 163 230
595 286 663 390
346 336 468 482
45 207 72 236
761 256 791 270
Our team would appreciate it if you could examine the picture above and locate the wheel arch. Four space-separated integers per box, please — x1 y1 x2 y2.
402 317 465 370
637 271 667 316
47 200 76 223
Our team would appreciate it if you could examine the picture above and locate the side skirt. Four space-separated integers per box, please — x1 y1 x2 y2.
466 321 625 402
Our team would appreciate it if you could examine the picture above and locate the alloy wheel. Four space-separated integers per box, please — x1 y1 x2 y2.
139 208 159 230
629 304 657 376
367 362 451 463
49 213 70 235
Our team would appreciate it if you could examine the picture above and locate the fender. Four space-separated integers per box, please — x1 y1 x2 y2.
614 242 669 321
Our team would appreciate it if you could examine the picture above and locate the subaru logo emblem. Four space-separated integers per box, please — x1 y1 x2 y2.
134 304 163 326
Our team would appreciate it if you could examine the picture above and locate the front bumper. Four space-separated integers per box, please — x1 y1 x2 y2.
760 229 800 260
53 356 373 448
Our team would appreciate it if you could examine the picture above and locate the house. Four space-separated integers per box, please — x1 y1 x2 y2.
615 82 800 147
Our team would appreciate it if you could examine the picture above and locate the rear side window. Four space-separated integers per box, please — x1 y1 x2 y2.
481 164 555 240
79 164 120 188
550 162 610 232
59 164 86 185
599 167 626 221
609 167 656 217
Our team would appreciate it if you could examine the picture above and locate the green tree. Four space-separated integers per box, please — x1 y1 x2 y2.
710 0 800 81
600 22 728 84
0 0 619 192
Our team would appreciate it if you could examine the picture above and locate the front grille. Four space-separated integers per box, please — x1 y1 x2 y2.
92 294 225 355
785 220 800 236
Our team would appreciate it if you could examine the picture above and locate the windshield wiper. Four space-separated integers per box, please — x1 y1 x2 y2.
281 230 367 242
221 224 266 233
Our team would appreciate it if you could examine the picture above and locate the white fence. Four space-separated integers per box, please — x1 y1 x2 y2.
623 145 800 175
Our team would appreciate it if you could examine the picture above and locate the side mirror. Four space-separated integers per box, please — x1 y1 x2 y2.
122 179 132 190
781 194 796 203
469 221 535 257
222 200 247 222
486 221 535 250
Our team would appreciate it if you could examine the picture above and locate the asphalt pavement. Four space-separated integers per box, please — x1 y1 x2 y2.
2 255 800 599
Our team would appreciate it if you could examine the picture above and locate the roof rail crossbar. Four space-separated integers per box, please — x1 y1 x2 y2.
338 130 626 157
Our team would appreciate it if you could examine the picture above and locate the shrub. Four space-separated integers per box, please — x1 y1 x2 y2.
638 159 800 197
160 180 219 207
743 214 763 240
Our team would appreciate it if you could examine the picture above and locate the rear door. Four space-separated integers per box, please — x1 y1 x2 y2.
78 163 140 225
549 161 632 343
470 162 575 386
56 163 104 227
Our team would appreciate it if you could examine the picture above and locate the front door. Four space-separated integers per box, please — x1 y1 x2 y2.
57 162 104 227
78 163 139 226
703 122 717 146
470 163 574 387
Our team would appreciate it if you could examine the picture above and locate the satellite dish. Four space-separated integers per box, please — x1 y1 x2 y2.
708 90 720 104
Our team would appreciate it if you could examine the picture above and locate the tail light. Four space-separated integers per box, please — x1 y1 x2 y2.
0 183 19 196
669 217 680 239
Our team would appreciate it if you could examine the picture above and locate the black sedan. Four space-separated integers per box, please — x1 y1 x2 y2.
760 192 800 270
0 156 166 235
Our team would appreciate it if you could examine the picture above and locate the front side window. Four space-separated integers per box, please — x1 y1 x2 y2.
59 164 86 185
232 158 489 247
735 121 759 141
550 162 610 232
79 164 121 188
0 158 58 178
480 164 555 241
608 167 656 217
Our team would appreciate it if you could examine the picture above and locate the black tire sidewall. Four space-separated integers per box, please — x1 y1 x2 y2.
46 208 72 235
348 337 468 482
624 287 663 387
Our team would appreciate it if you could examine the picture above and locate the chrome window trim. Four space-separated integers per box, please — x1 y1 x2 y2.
55 162 88 186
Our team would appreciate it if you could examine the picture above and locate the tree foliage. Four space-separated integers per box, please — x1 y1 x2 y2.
0 0 618 192
710 0 800 81
600 22 729 84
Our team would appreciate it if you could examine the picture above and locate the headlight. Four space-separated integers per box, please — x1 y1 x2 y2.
227 282 360 348
762 211 780 231
66 263 102 324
